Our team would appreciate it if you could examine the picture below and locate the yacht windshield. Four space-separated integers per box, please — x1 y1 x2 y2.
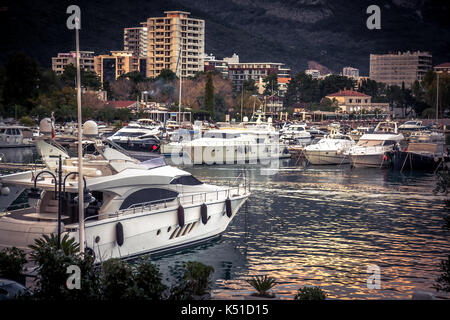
141 157 167 169
114 131 144 137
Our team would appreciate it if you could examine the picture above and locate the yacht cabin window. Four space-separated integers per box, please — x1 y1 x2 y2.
170 175 202 185
120 188 179 210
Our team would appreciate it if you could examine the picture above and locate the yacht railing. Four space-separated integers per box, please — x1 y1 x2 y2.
84 184 249 222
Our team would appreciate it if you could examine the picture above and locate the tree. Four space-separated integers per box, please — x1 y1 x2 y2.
156 69 176 82
283 73 320 109
263 72 279 96
110 78 134 101
243 79 257 94
59 64 101 91
204 72 215 118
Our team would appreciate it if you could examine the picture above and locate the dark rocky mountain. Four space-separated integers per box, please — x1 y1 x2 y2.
1 0 449 75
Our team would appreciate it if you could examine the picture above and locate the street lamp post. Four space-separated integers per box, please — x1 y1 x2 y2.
28 155 95 249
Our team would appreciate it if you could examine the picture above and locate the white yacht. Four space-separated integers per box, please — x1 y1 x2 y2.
161 128 290 164
346 121 405 168
398 120 427 131
304 133 355 165
0 129 250 262
280 123 311 146
108 123 161 155
0 125 35 148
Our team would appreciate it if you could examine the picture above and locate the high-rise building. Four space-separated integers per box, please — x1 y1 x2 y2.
124 25 148 58
203 53 239 79
145 11 205 78
228 62 291 95
94 51 140 83
369 51 432 88
342 66 360 78
51 51 95 75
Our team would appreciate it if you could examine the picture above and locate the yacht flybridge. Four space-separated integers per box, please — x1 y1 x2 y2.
0 126 250 262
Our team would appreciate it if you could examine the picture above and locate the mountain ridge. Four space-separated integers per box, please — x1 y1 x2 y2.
1 0 448 75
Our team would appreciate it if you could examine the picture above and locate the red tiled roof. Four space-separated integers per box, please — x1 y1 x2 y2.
105 101 137 109
326 89 370 97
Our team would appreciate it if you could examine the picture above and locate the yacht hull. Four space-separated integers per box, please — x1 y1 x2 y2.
350 153 391 168
0 194 249 262
305 150 349 165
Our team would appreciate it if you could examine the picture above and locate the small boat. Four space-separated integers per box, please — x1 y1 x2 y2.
304 133 355 165
393 142 448 172
0 125 35 148
398 120 427 132
349 126 374 142
280 123 311 146
107 123 161 157
346 121 405 168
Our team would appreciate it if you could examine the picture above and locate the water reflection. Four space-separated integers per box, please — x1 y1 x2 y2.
162 160 450 299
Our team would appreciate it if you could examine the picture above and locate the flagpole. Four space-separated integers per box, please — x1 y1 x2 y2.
75 17 85 255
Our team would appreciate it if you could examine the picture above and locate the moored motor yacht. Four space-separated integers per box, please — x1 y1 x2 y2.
161 128 290 164
346 121 405 168
304 133 355 165
280 123 311 146
0 123 250 262
107 123 161 156
0 125 35 148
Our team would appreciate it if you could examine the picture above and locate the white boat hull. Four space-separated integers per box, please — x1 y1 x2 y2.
0 194 248 262
349 154 389 168
305 150 349 165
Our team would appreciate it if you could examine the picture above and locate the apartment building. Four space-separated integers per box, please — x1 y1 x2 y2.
228 62 291 95
94 51 140 83
369 51 432 88
51 51 95 75
203 53 239 79
145 11 205 78
124 25 148 58
342 66 360 78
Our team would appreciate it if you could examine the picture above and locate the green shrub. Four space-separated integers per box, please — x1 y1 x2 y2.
246 275 277 298
100 258 135 300
294 286 327 300
28 233 99 300
133 257 167 300
0 247 27 283
169 261 214 300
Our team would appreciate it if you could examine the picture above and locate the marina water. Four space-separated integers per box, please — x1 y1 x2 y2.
1 149 449 299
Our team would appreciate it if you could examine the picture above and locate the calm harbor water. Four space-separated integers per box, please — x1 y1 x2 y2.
157 160 450 300
1 148 449 299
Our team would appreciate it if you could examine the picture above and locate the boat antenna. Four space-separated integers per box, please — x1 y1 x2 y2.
162 45 182 138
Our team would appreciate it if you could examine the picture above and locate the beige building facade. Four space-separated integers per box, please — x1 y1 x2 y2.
145 11 205 78
51 51 95 75
124 26 148 58
326 89 390 113
94 51 140 83
369 51 432 88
